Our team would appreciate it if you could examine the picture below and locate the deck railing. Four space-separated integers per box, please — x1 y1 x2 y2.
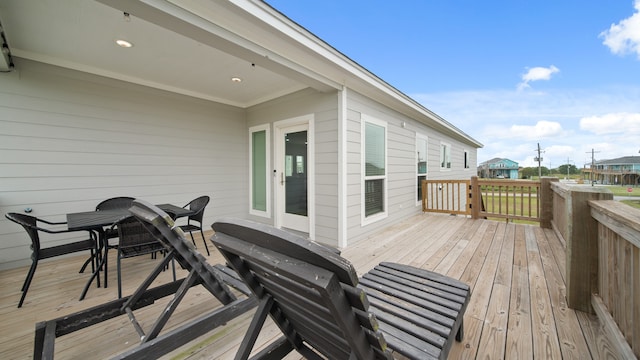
549 182 638 358
423 177 639 356
421 180 470 216
421 177 545 223
589 200 640 359
470 177 541 222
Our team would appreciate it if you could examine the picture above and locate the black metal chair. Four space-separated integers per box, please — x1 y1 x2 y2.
96 197 135 211
175 196 210 256
5 213 98 308
114 216 175 299
96 196 135 287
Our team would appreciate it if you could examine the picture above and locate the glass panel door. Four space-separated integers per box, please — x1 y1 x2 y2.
284 130 308 216
277 122 309 233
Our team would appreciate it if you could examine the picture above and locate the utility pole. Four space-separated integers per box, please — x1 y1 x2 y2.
534 143 544 179
586 149 600 186
566 157 573 179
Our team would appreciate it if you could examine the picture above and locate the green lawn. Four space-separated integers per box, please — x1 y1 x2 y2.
622 200 640 209
481 184 640 222
482 193 539 225
602 186 640 197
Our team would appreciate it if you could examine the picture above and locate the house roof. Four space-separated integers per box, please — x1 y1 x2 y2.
595 156 640 165
479 158 519 167
0 0 482 148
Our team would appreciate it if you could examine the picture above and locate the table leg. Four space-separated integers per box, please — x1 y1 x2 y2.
79 229 106 300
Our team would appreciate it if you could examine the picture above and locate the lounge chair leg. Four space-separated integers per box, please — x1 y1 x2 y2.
456 321 464 341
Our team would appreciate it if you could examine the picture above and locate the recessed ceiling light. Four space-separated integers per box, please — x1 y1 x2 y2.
231 77 242 83
116 39 133 48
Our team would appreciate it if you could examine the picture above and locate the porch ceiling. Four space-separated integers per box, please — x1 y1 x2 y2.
0 0 483 147
0 0 329 108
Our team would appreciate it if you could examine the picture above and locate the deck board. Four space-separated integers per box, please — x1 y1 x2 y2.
0 213 626 359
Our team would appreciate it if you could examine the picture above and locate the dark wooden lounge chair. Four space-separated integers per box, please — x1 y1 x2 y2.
33 200 256 360
211 218 471 360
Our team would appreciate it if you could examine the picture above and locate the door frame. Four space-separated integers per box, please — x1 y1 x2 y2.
274 114 315 239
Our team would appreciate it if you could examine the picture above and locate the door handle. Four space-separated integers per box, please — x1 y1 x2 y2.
280 172 284 186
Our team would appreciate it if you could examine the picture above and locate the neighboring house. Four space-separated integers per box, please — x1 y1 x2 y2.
478 158 519 179
583 156 640 185
0 0 482 269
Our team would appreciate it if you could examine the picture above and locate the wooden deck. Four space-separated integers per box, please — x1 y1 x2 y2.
0 213 624 359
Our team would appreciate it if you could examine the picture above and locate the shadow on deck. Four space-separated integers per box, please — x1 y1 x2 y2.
0 213 624 359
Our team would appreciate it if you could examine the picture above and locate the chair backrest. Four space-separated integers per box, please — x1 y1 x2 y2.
185 196 209 224
96 197 135 211
127 199 237 305
5 213 41 251
211 218 392 360
116 216 165 258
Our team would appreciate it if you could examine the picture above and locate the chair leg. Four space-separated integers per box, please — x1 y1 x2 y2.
19 259 38 308
199 229 210 256
103 246 109 289
117 253 122 299
189 231 197 248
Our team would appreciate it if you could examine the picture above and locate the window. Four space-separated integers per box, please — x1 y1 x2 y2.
296 155 305 174
250 125 270 217
416 135 428 202
464 150 469 169
440 142 451 169
362 116 387 222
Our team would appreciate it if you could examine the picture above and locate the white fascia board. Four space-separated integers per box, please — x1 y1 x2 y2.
233 1 482 148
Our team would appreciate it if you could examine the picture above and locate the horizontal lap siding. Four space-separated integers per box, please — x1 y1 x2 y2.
345 91 477 246
0 60 247 269
246 89 339 246
345 93 417 244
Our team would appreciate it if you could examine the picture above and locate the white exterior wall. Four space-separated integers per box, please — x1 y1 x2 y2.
345 91 477 245
0 60 247 269
246 89 340 246
0 60 478 268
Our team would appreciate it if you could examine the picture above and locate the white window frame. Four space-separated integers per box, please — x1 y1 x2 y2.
361 115 388 225
249 124 271 217
440 142 451 170
416 134 428 206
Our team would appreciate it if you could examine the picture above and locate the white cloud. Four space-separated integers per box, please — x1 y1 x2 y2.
509 120 564 140
600 0 640 59
580 112 640 134
412 86 640 168
545 145 576 163
518 65 560 90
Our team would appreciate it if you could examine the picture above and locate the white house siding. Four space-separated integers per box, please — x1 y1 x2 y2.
0 59 247 270
345 91 477 246
425 133 477 180
246 89 340 247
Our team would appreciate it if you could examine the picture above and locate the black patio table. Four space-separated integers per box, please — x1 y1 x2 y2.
68 203 195 300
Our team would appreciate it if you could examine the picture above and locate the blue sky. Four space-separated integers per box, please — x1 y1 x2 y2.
266 0 640 169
